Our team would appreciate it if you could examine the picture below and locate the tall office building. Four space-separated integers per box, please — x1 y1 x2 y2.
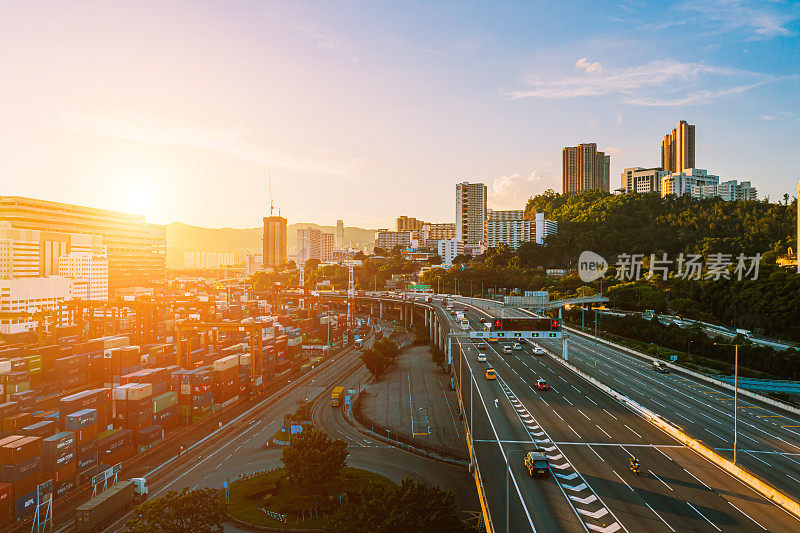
0 196 164 290
396 216 426 232
262 215 287 269
335 220 344 250
296 228 334 264
661 120 695 173
58 251 109 300
562 144 610 195
455 182 487 245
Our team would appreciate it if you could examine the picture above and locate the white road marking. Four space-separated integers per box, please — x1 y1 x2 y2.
645 503 675 532
687 502 721 531
612 470 634 492
648 470 673 491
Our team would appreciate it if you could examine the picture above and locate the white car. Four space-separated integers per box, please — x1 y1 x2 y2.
503 345 512 354
477 353 487 362
532 345 546 355
513 343 522 350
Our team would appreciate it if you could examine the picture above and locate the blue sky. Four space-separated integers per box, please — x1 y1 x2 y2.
1 0 798 228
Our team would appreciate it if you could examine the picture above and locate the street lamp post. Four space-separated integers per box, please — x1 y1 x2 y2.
715 342 742 464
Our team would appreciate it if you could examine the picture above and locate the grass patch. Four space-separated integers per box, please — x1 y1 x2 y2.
227 467 394 529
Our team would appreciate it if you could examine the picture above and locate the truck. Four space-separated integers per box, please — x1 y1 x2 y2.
75 478 148 532
331 386 345 407
735 328 752 337
524 450 550 477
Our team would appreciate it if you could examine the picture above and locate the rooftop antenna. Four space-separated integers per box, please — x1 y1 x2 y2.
268 172 274 216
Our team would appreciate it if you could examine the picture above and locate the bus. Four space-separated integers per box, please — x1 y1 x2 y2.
331 386 345 407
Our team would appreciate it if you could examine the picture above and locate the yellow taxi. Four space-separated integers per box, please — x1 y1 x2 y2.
485 368 496 380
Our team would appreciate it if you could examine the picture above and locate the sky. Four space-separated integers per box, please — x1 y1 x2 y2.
1 0 799 229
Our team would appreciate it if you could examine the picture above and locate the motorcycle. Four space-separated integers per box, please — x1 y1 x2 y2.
629 463 640 476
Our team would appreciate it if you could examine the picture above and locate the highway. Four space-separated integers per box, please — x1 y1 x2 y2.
93 323 477 532
435 297 800 532
462 297 800 506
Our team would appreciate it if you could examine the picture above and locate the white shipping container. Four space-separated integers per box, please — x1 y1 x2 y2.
113 384 135 401
101 336 130 350
239 354 251 365
213 354 240 371
180 383 191 396
0 361 12 374
127 383 152 401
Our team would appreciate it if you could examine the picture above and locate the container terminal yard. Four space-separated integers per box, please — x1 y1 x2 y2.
0 282 372 531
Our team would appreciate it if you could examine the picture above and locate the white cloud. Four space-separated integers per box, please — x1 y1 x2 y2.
575 57 602 73
488 171 554 210
603 146 623 156
60 114 360 176
677 0 795 40
507 58 777 106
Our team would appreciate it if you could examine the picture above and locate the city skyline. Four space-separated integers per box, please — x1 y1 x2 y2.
2 1 798 229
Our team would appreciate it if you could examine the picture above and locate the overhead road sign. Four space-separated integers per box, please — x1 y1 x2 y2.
469 330 562 339
489 318 561 331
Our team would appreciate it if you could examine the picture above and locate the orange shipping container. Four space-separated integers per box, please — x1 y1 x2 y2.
0 436 41 465
1 414 31 433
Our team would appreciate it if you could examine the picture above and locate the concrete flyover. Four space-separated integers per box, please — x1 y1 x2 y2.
455 295 800 532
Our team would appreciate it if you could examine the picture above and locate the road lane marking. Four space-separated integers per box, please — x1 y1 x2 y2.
648 470 673 491
578 409 591 420
645 503 675 532
596 425 613 439
612 470 634 492
727 501 767 531
602 408 617 420
623 424 643 439
567 424 581 438
687 502 721 531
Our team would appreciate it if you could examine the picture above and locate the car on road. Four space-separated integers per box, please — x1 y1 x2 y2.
531 344 545 355
513 343 522 350
450 310 456 316
524 450 550 477
503 345 512 354
477 353 487 362
476 342 486 349
463 307 469 312
485 368 496 380
534 379 549 391
653 361 670 373
518 338 527 344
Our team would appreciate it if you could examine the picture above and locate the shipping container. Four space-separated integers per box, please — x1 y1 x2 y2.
65 409 98 431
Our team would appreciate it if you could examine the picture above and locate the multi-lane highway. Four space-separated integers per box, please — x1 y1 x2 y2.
434 297 800 532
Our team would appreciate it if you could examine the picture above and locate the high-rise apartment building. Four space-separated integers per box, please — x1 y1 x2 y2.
486 210 534 250
376 231 412 252
620 167 669 194
437 238 464 266
455 182 487 245
262 215 287 268
296 228 334 264
534 213 558 245
396 216 426 232
335 220 344 250
0 197 162 290
661 120 695 173
562 144 610 195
